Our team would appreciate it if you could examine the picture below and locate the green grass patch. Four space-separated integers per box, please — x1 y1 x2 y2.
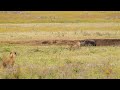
0 44 120 79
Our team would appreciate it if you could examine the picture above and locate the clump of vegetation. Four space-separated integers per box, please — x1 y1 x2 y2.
3 48 11 52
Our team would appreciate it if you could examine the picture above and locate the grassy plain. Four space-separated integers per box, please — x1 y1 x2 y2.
0 44 120 79
0 11 120 79
0 11 120 23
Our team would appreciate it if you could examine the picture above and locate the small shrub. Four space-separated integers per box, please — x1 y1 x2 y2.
3 48 11 52
73 67 80 73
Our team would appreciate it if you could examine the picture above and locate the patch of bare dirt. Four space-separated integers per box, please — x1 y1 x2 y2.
0 39 120 46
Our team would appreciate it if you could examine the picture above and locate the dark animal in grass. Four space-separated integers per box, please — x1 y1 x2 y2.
80 40 96 46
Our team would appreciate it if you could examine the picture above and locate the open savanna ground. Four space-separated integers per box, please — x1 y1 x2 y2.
0 44 120 79
0 11 120 79
0 22 120 79
0 23 120 41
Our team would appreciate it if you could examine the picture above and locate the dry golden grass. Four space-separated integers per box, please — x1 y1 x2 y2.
0 11 120 23
0 23 120 32
0 30 120 42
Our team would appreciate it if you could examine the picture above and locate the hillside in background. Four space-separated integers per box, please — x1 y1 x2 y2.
0 11 120 23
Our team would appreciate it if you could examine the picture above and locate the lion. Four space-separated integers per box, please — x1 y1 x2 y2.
69 41 81 50
2 51 17 68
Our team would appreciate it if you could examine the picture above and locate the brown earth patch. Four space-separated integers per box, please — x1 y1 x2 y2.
93 39 120 46
0 39 120 46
